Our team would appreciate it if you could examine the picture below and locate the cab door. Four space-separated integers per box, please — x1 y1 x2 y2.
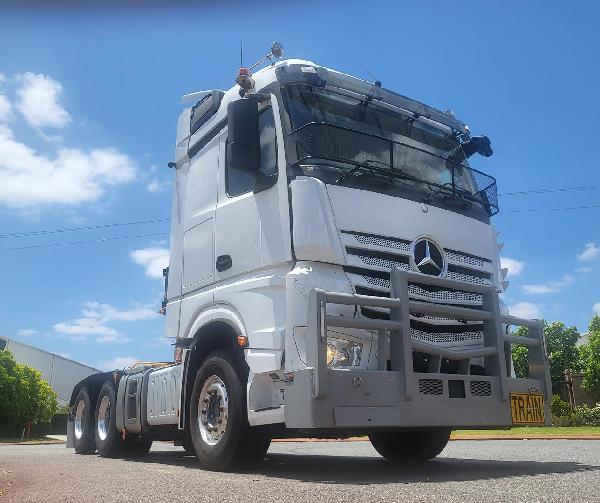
214 98 290 283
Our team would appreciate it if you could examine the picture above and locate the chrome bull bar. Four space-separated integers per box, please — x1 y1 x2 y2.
307 268 552 405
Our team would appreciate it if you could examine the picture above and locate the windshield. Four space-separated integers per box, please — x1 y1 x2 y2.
283 84 498 217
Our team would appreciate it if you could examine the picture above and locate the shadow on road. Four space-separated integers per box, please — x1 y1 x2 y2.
126 449 599 485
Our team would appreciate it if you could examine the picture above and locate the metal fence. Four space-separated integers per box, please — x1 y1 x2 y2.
289 122 499 215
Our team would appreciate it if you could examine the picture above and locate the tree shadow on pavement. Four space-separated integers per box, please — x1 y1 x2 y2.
126 448 599 485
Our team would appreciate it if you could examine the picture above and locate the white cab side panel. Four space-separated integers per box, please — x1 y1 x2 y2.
291 177 345 264
181 134 219 294
182 218 214 290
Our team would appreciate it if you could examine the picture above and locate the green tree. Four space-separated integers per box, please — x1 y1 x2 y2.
589 315 600 334
511 321 580 384
0 350 19 423
0 349 58 426
580 316 600 401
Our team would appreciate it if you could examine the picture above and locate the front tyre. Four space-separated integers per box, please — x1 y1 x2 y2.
73 387 95 454
369 429 451 463
189 350 270 471
95 382 123 458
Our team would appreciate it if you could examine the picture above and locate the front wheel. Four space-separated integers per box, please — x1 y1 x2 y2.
369 429 451 463
189 350 270 471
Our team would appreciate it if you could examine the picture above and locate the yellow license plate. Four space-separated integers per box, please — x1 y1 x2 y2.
510 393 545 425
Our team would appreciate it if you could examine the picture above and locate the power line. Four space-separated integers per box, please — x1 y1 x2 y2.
0 218 170 240
0 233 168 253
499 185 600 197
0 184 597 247
505 204 600 214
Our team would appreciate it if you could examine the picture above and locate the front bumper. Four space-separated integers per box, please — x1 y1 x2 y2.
284 268 552 429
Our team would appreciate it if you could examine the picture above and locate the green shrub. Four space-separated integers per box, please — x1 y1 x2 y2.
572 403 600 426
550 395 600 426
550 395 571 417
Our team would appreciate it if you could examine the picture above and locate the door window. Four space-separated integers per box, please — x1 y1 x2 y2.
226 106 277 197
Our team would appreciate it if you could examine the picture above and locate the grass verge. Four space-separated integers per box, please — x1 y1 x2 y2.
452 426 600 439
0 436 65 445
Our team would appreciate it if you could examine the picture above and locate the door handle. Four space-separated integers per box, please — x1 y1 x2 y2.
216 255 232 272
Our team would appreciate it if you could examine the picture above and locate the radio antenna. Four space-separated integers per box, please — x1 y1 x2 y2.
240 40 243 67
356 57 382 88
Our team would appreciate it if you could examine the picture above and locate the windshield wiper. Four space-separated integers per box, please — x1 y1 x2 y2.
422 182 481 211
335 161 397 186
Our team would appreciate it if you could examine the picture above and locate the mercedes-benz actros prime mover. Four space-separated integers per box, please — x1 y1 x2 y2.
67 44 552 471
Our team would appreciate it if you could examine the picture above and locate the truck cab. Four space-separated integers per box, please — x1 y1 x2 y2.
67 56 551 470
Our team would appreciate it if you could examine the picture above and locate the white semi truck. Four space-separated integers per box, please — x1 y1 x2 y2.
67 44 552 470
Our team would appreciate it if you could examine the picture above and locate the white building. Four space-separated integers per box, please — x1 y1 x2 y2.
0 337 100 405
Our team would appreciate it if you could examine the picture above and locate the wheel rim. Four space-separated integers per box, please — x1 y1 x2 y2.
74 400 86 440
198 375 229 446
97 395 111 442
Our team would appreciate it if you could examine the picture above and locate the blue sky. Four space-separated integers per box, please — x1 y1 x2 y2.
0 1 598 369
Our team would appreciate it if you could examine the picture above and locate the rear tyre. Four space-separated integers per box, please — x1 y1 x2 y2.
189 350 270 471
73 387 96 454
122 436 153 457
182 434 195 456
369 429 451 463
95 382 123 458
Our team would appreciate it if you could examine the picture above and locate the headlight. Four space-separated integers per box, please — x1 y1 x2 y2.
326 337 362 367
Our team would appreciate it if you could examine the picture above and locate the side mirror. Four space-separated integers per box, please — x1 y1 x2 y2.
462 135 493 159
227 98 260 173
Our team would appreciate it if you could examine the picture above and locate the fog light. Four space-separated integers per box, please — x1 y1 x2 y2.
326 338 362 367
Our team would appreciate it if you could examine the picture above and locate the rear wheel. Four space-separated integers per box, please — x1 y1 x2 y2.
95 382 123 458
122 436 153 457
189 350 270 471
369 429 451 463
73 388 95 454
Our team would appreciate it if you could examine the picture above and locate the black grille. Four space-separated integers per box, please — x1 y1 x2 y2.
470 380 492 397
418 379 444 395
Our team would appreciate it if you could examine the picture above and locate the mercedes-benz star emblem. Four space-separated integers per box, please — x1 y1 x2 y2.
412 238 445 276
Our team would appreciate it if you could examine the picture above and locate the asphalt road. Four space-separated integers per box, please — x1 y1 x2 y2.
1 440 598 503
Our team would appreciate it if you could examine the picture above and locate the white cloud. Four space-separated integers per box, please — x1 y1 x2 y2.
577 243 600 262
99 356 140 371
0 94 12 122
0 125 137 209
500 257 524 277
53 301 158 343
576 266 593 274
82 301 158 322
521 274 573 294
16 72 71 128
54 319 119 337
130 246 169 279
509 301 543 319
594 303 600 316
146 179 170 193
17 328 38 337
147 180 161 193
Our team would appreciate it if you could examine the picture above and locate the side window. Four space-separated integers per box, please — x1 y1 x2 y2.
226 106 277 197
